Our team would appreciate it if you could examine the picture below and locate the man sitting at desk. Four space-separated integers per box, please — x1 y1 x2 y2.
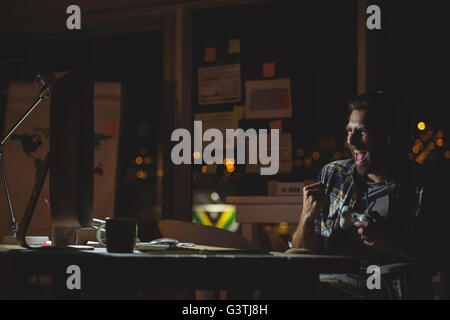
291 92 445 298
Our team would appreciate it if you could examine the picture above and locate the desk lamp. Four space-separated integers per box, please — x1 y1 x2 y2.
0 73 53 239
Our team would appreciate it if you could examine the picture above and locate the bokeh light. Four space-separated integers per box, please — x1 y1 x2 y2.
333 152 342 160
417 122 426 131
193 151 201 159
135 156 143 165
143 156 152 164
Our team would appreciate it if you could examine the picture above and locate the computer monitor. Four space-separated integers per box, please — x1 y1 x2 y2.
49 68 94 246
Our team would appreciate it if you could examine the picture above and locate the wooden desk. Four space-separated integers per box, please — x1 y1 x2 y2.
0 245 358 299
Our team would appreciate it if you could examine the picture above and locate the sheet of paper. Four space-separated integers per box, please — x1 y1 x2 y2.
198 64 241 105
195 111 238 134
245 78 292 119
194 111 238 149
278 133 293 173
245 133 292 174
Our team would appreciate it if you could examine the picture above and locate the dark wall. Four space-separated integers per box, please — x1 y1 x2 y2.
191 0 357 198
375 0 450 189
376 1 450 128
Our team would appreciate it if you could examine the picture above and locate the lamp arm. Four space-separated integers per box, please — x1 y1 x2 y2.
0 81 51 237
1 85 50 146
0 148 18 234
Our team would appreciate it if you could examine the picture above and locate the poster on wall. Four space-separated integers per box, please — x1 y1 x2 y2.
245 78 292 119
194 111 238 150
198 64 241 105
0 81 121 237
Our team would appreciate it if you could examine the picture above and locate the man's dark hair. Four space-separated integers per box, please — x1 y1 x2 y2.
347 92 410 150
348 92 396 127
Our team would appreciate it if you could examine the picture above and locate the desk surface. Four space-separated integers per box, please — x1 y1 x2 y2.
0 244 357 270
0 245 359 299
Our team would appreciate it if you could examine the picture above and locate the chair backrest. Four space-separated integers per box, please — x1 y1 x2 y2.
158 219 253 250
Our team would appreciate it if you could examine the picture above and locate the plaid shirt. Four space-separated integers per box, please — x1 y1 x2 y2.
315 158 429 258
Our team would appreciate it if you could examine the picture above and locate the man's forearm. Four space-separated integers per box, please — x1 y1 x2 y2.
292 215 321 252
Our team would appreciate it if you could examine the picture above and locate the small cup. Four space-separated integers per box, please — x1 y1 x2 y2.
96 218 137 253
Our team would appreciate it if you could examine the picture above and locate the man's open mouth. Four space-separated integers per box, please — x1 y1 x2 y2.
354 151 368 165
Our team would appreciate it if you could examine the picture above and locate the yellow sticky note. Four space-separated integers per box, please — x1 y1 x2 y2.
269 120 282 133
205 47 216 62
263 62 275 78
233 106 245 120
228 39 240 54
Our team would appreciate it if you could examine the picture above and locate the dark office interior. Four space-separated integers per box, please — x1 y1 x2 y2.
0 0 449 301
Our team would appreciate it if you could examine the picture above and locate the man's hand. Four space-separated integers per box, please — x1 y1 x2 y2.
291 182 328 250
354 211 386 248
354 214 415 261
302 182 328 221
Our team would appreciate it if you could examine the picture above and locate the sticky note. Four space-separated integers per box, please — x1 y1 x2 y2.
232 106 245 120
103 122 118 136
263 62 275 78
269 120 282 133
228 39 240 54
205 48 216 62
